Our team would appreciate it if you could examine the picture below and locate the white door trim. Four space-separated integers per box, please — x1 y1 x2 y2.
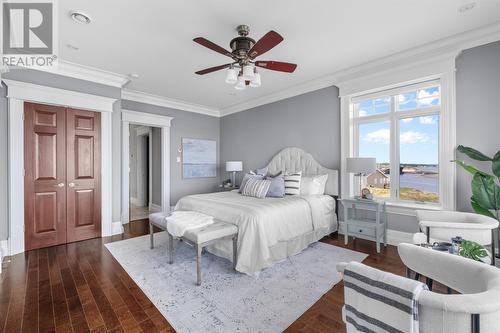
2 79 118 256
121 109 173 224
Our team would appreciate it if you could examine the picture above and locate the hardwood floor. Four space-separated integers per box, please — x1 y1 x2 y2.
0 220 431 333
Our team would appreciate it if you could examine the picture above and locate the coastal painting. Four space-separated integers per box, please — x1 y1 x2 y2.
182 138 217 178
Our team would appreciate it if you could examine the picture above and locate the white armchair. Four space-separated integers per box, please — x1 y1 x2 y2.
415 210 499 264
398 243 500 333
336 244 500 333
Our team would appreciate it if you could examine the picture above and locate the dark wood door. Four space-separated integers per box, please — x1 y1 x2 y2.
66 108 102 242
24 102 67 251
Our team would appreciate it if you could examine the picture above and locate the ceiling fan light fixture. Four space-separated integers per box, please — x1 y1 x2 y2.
250 71 261 88
225 67 238 84
242 65 255 80
235 76 246 90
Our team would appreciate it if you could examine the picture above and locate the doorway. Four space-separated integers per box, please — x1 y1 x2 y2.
129 124 161 221
24 102 102 251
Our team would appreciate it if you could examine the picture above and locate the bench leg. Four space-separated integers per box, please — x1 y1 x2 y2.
168 233 174 264
196 244 202 286
232 236 238 270
149 222 154 249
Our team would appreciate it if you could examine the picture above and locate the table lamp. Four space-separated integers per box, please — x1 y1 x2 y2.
346 157 376 198
226 161 243 187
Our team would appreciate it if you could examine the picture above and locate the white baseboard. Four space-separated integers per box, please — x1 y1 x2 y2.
338 221 413 247
112 221 124 235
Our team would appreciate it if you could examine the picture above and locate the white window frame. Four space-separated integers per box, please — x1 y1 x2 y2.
352 80 442 205
339 57 456 215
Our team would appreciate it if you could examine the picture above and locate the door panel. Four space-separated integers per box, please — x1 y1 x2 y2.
66 109 101 242
24 103 67 250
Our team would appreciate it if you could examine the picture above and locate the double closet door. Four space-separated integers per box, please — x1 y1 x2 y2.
24 102 102 251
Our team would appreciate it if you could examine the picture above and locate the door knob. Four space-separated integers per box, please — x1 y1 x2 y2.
68 183 75 187
54 183 65 187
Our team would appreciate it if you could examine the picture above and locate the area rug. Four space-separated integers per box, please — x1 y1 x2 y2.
105 233 367 333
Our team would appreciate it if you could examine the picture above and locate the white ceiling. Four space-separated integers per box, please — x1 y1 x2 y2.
58 0 500 110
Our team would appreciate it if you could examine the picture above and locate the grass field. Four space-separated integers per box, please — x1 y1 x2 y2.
369 187 439 203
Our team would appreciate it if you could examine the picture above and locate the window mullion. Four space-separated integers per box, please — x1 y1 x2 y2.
390 96 399 201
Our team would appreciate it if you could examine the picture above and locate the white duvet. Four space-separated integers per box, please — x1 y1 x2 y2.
175 191 336 275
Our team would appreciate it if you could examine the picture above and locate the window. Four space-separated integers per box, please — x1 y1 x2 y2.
352 81 441 204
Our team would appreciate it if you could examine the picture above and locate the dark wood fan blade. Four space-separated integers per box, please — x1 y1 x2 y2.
195 64 232 75
255 61 297 73
248 31 283 59
193 37 234 59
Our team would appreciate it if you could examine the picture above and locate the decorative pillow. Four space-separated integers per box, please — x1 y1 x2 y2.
283 171 302 196
249 167 268 176
239 173 264 193
265 172 285 198
242 178 272 199
300 174 329 195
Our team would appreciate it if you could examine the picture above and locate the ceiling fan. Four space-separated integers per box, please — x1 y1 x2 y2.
193 25 297 90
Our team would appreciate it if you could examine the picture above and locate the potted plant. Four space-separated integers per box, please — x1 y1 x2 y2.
454 145 500 256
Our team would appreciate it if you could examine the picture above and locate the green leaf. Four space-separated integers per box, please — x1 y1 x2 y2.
459 240 488 261
457 145 492 161
453 160 490 177
471 173 497 210
471 197 497 218
492 150 500 178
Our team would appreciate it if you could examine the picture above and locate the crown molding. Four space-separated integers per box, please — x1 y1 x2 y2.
121 89 221 117
221 21 500 116
36 60 130 88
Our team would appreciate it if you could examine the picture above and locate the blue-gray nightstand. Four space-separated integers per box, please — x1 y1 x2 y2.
340 197 387 253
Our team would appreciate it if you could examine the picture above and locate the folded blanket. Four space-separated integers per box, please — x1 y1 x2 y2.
343 261 427 333
166 211 214 237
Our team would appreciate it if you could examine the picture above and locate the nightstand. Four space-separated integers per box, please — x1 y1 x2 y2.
218 186 238 192
340 197 387 253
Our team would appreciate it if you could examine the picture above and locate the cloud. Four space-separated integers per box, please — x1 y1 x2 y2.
418 89 439 106
400 131 429 144
363 128 390 144
419 116 437 125
401 118 414 123
359 109 368 117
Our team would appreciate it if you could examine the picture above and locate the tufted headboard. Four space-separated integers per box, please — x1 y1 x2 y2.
265 147 339 196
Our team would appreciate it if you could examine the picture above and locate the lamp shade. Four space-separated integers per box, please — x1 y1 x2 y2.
235 76 246 90
346 157 376 174
226 161 243 172
225 67 238 84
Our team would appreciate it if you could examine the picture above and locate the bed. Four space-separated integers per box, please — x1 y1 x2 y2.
175 147 339 275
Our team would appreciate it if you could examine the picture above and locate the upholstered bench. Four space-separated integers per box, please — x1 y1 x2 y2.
148 211 170 249
167 220 238 286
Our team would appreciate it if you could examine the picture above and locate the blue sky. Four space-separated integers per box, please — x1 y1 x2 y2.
359 115 439 165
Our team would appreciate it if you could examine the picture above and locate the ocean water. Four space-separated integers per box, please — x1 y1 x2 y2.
400 173 438 193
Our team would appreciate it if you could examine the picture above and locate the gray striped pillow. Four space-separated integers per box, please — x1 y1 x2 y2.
242 178 272 198
284 171 302 195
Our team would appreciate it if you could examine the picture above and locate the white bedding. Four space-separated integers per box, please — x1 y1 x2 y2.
175 191 337 275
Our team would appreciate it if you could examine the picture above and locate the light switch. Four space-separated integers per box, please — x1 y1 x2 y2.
176 156 181 163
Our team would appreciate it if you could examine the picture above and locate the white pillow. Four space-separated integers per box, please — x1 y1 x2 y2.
300 174 329 195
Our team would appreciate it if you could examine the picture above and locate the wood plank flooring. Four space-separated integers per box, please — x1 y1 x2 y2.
0 220 434 333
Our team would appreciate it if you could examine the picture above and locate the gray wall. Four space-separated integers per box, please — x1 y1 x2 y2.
456 41 500 213
121 100 220 205
220 86 341 184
